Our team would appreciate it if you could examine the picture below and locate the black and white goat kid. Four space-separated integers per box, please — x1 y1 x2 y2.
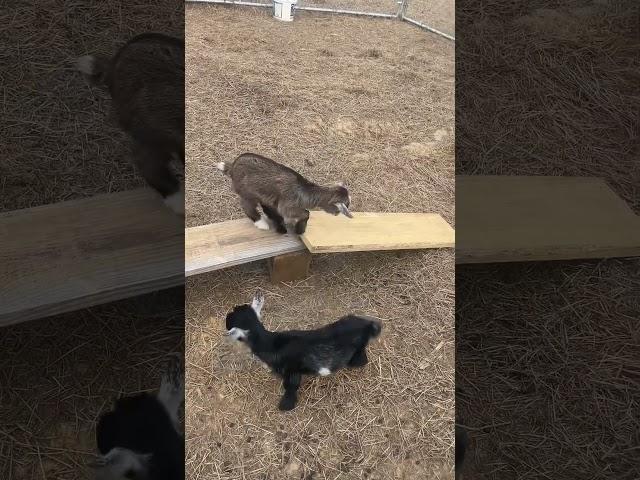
89 354 185 480
217 153 353 234
76 33 185 215
225 291 382 411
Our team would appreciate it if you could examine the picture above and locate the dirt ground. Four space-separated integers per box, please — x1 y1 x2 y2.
456 2 640 479
186 5 454 480
0 2 184 479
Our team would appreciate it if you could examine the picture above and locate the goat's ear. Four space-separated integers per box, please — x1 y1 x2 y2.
251 290 265 317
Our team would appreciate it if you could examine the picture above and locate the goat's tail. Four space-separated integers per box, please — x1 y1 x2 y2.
216 161 230 175
76 54 110 86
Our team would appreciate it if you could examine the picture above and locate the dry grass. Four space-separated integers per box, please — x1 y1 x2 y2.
0 2 184 479
405 0 454 36
0 0 183 212
456 0 639 210
186 5 454 480
456 1 640 479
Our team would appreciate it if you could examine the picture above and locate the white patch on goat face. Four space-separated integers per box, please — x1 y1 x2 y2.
163 186 184 216
318 367 331 376
251 291 265 317
254 215 270 230
227 327 249 342
91 447 151 480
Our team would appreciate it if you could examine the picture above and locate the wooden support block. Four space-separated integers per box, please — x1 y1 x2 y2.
0 188 184 327
268 251 312 283
456 175 640 264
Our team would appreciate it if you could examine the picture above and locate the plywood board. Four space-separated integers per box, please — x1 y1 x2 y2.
456 176 640 264
300 211 455 253
0 189 184 327
185 219 305 276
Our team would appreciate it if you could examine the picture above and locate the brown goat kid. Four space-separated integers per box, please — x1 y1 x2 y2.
218 153 352 234
76 33 185 215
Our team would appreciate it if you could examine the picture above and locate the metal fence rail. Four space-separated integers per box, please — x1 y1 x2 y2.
186 0 455 41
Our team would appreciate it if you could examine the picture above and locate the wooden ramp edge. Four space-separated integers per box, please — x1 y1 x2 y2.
0 189 184 327
185 219 305 277
456 176 640 264
186 212 454 276
301 211 455 253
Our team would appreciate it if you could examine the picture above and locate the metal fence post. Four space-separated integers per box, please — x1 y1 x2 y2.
397 0 409 19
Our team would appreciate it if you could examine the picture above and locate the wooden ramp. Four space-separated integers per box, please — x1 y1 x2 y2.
185 219 305 276
301 211 455 253
0 189 184 327
185 211 454 277
456 176 640 264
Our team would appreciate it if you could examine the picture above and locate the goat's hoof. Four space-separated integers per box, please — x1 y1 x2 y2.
163 191 185 216
254 218 270 230
278 397 296 411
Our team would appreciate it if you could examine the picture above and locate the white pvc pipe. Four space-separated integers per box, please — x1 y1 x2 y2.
396 0 409 18
293 5 396 19
187 0 272 7
402 15 455 41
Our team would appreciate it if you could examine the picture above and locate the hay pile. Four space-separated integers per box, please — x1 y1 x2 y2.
186 5 454 479
456 1 640 478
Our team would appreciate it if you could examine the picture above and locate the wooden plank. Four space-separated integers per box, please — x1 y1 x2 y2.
456 176 640 264
300 211 455 253
185 218 305 276
0 189 184 327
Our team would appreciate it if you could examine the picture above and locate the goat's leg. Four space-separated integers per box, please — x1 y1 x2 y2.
240 198 270 230
278 372 301 411
280 206 310 235
293 210 310 235
348 347 368 368
157 353 184 434
261 204 287 234
132 143 183 216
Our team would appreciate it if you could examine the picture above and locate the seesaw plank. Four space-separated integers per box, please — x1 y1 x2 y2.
0 189 184 327
456 176 640 264
300 211 455 253
185 219 305 276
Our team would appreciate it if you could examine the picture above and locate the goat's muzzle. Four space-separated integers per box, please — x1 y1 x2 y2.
336 202 353 218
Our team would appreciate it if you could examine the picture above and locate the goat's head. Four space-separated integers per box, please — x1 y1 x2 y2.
225 291 265 342
322 183 353 218
89 447 152 480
